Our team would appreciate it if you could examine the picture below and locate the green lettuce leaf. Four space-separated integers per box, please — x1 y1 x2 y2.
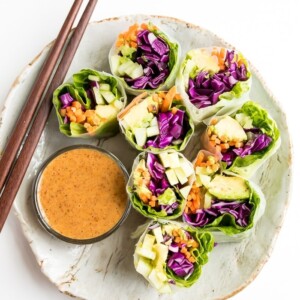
73 69 122 100
225 101 281 178
52 69 126 138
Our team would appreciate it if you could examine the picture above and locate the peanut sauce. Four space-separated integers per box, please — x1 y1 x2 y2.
37 148 127 240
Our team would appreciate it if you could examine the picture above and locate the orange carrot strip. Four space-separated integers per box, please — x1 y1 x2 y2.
174 93 182 100
160 86 176 112
171 107 178 115
195 151 205 166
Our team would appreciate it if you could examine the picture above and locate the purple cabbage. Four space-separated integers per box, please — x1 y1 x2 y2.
124 29 170 89
148 222 160 230
232 133 272 157
183 200 252 227
222 128 272 167
145 109 186 149
163 234 172 243
188 49 248 109
144 153 182 214
59 92 74 108
146 153 170 196
169 243 179 253
167 253 194 278
161 202 179 215
90 80 99 88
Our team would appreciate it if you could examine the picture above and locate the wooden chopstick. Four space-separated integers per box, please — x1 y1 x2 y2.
0 0 98 231
0 0 83 193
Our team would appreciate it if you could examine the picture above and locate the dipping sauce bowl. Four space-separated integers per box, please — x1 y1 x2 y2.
33 145 130 244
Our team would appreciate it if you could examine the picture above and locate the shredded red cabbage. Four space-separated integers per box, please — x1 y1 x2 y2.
167 252 194 278
222 129 272 166
146 153 169 196
161 202 179 214
146 226 197 278
90 80 99 89
145 109 187 149
183 199 252 227
188 50 248 108
144 153 183 215
168 243 179 253
124 29 170 89
59 92 74 108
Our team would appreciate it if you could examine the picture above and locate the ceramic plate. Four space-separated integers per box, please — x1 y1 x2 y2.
0 15 292 299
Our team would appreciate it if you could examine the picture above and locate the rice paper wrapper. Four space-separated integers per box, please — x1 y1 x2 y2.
109 22 181 95
53 69 127 138
176 47 252 124
132 219 214 293
117 90 194 153
127 151 195 220
183 171 266 243
201 100 281 178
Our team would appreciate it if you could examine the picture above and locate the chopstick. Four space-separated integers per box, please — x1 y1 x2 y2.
0 0 98 231
0 0 83 193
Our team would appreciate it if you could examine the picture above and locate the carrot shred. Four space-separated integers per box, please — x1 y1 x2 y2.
195 151 204 166
160 86 176 112
141 23 148 30
174 93 182 100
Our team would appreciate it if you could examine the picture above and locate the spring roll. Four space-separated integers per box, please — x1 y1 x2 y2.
182 150 266 242
109 23 180 95
53 69 126 138
118 86 194 152
127 151 195 220
133 220 214 293
202 101 281 178
176 47 251 123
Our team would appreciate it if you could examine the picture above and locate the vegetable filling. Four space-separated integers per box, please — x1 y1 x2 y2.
112 23 177 90
187 48 249 109
118 86 194 151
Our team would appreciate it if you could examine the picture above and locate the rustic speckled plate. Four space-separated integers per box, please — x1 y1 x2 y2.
0 15 292 300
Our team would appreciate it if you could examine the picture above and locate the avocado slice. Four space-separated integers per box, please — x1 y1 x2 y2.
212 116 247 141
208 175 250 200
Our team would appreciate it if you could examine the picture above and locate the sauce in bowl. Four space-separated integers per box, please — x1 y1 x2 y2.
34 145 130 243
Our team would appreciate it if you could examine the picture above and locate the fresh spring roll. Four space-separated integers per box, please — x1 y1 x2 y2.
53 69 127 138
133 220 214 293
127 151 195 220
109 23 180 95
118 86 194 152
182 150 266 242
176 47 251 123
202 101 281 178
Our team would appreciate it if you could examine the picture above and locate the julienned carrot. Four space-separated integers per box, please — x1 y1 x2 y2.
141 23 149 30
59 100 103 133
174 93 182 100
166 85 177 101
171 107 178 115
160 86 177 112
195 151 205 166
211 47 226 70
172 228 199 263
116 23 139 48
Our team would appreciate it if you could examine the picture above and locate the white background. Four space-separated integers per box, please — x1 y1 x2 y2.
0 0 299 299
